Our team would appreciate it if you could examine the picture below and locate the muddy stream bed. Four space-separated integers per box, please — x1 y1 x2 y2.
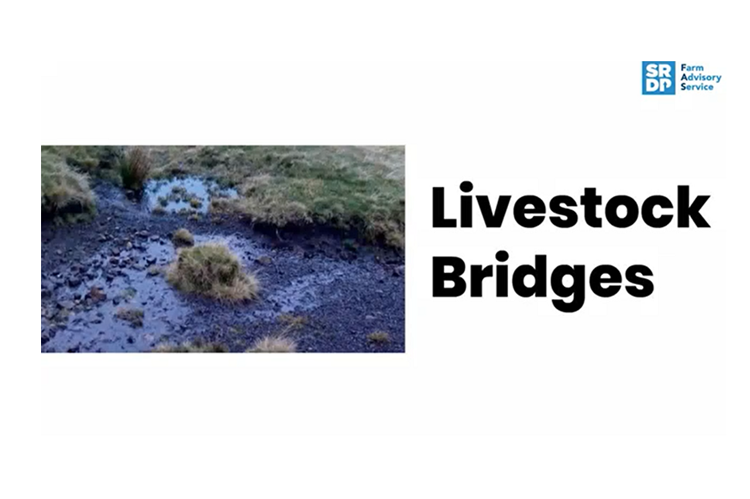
41 178 405 352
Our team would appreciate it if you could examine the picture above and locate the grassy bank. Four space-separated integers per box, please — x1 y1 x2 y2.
42 146 405 247
41 151 96 222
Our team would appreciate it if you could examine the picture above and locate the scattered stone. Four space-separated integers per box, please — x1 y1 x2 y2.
147 266 161 277
365 314 376 321
125 241 133 250
146 256 157 265
58 300 75 310
67 276 81 287
255 255 272 265
88 286 107 303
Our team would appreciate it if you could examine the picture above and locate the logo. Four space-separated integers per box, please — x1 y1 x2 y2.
642 61 676 95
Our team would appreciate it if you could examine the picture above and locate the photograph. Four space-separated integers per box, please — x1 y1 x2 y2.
40 146 405 353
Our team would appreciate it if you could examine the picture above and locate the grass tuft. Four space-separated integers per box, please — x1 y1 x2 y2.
41 152 96 222
166 243 259 301
367 331 390 344
248 335 297 353
114 307 144 328
153 340 228 353
120 147 152 191
172 228 195 246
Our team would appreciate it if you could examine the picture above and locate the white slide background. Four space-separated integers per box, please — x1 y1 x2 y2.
5 2 750 498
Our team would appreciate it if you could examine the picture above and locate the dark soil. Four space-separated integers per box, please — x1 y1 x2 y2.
41 180 405 353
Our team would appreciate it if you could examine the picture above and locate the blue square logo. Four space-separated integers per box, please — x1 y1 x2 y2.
642 61 676 95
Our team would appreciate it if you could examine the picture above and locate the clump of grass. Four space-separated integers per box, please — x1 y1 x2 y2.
114 307 144 328
120 147 152 191
188 213 200 221
152 205 166 215
367 331 390 344
153 340 228 353
248 335 297 353
172 228 194 246
41 152 96 221
189 197 202 209
278 313 307 330
166 243 259 301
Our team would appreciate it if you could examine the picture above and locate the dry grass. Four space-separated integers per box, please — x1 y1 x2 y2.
41 152 96 221
166 243 259 302
367 331 390 344
114 307 144 327
172 228 195 246
153 340 228 353
248 335 297 353
120 147 152 191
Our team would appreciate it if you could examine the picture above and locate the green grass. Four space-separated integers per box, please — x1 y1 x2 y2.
166 243 259 302
41 146 405 247
41 151 97 222
150 146 405 247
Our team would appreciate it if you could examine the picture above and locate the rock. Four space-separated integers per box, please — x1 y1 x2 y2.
56 249 62 256
88 286 107 303
146 256 157 265
112 297 121 306
365 314 376 321
255 256 272 265
138 231 150 238
150 235 160 241
392 265 405 277
58 300 75 310
99 234 109 242
109 257 119 266
125 242 133 250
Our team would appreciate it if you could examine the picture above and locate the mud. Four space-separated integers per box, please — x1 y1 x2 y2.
41 180 405 353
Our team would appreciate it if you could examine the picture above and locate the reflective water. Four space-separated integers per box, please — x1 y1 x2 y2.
144 177 238 214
